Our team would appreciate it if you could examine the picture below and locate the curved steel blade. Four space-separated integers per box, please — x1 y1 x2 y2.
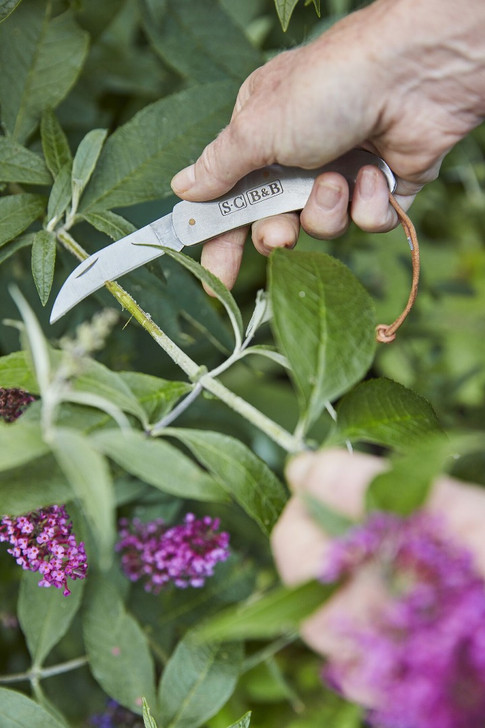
50 214 181 323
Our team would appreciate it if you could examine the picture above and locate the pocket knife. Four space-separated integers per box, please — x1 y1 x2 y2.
50 149 396 324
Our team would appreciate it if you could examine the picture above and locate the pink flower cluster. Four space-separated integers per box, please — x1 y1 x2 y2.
0 505 88 596
321 511 485 728
0 387 35 422
116 513 230 592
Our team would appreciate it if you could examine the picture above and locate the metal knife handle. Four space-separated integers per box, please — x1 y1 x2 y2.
171 149 396 247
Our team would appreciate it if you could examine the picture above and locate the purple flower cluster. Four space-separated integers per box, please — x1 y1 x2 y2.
88 699 143 728
0 387 35 422
321 511 485 728
0 505 88 596
116 513 230 593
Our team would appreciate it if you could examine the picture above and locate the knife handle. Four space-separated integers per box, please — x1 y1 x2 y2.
171 149 396 247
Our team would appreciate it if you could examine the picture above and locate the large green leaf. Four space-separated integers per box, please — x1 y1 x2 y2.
141 0 262 83
0 688 69 728
0 454 72 515
40 109 72 178
0 138 51 184
0 0 22 23
196 580 336 642
0 2 89 143
91 429 227 503
158 630 243 728
79 80 238 212
0 350 40 393
50 428 115 568
0 419 48 472
329 378 441 450
0 194 45 248
163 429 287 535
18 570 84 667
82 577 157 714
31 229 56 306
269 249 376 432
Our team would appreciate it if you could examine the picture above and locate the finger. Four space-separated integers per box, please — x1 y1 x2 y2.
350 165 399 232
200 227 248 294
299 172 350 239
251 213 300 256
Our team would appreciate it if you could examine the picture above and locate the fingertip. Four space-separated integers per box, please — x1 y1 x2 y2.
200 228 247 293
252 214 300 255
171 165 196 197
351 166 397 232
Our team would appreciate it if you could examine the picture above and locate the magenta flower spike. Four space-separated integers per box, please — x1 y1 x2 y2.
0 506 88 596
320 511 485 728
116 513 230 593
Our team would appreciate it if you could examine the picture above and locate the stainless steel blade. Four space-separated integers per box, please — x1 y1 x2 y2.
50 214 180 323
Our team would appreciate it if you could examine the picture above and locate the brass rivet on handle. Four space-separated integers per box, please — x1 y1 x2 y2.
189 218 196 226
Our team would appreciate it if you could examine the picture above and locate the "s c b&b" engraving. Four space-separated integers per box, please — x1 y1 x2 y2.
219 180 283 216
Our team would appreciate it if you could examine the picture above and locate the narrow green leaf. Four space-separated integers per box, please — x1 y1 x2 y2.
159 630 243 728
0 194 45 248
31 230 56 306
239 345 289 369
0 138 51 184
47 161 72 225
83 577 157 714
0 454 72 515
269 250 376 432
163 429 287 535
0 688 69 728
80 81 238 212
273 0 299 31
40 109 72 178
0 232 35 265
0 3 89 143
71 128 108 211
141 0 262 83
227 712 252 728
18 570 84 666
0 420 48 472
330 378 441 450
81 210 137 240
50 428 115 568
142 698 159 728
10 286 51 396
196 580 336 642
162 248 243 348
92 429 228 503
0 0 22 23
118 371 190 423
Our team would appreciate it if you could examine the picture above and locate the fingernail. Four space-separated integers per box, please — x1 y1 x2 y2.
171 165 196 195
315 180 342 210
360 167 377 200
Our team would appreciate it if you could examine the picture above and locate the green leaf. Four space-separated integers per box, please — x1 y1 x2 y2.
330 378 441 450
10 286 51 395
273 0 299 31
40 109 72 178
18 570 84 666
0 350 39 393
227 712 252 728
31 230 56 306
82 577 157 714
0 3 89 143
50 428 115 568
118 371 191 423
71 128 108 212
163 429 287 535
91 429 228 503
81 209 137 240
79 80 238 212
46 161 72 225
0 194 45 248
0 454 72 515
0 0 22 23
0 232 34 265
158 630 243 728
0 138 51 184
269 250 376 432
0 688 69 728
141 0 262 83
196 580 336 642
162 248 243 348
0 420 48 472
142 698 159 728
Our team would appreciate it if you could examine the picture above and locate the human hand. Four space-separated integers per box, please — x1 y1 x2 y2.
171 0 485 291
271 449 485 717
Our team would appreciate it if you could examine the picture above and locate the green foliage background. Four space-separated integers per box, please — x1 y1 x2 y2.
0 1 484 727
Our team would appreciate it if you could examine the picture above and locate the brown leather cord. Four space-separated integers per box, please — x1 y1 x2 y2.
375 193 420 343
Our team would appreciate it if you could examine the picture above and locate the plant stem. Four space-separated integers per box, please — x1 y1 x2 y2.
56 233 304 453
0 656 88 684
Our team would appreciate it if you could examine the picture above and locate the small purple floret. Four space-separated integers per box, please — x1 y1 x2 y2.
116 513 230 593
0 387 36 422
0 505 88 596
320 511 485 728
